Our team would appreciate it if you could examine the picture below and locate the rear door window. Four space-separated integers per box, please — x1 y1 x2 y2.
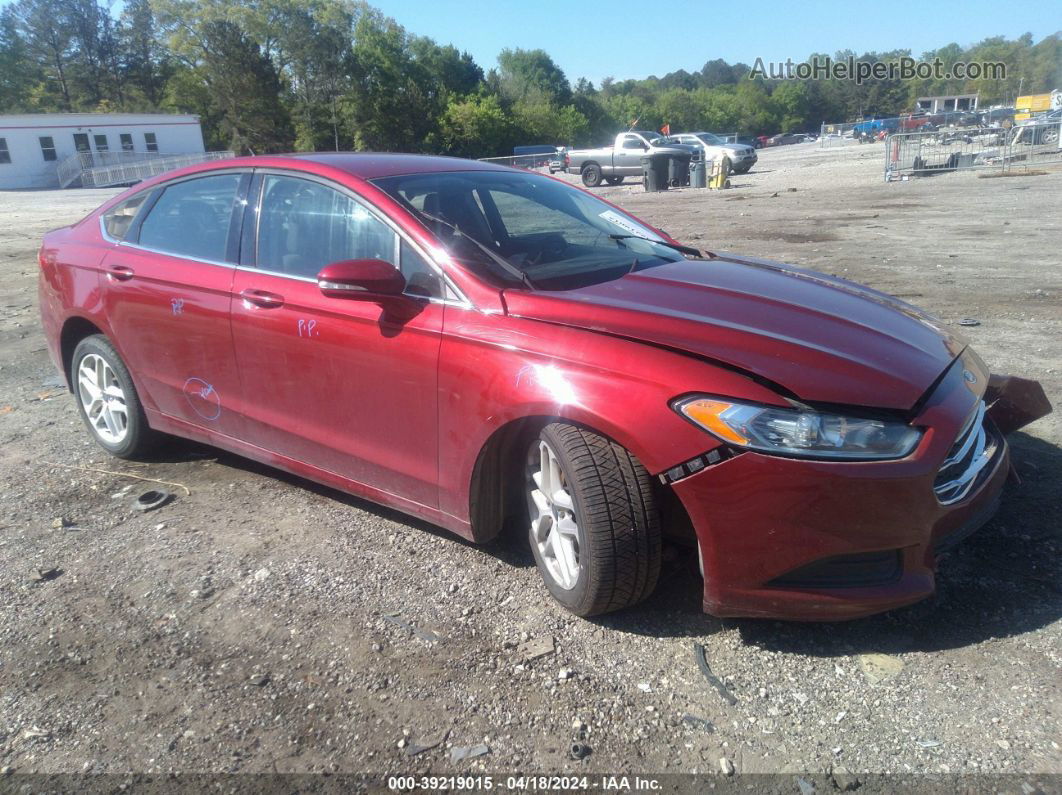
136 174 241 262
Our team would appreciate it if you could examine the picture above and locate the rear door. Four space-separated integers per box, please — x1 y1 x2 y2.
99 171 248 438
229 170 448 508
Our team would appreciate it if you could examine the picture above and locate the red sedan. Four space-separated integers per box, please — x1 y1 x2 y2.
38 154 1050 620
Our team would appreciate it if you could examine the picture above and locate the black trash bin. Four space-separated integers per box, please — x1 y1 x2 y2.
668 153 691 187
641 154 669 192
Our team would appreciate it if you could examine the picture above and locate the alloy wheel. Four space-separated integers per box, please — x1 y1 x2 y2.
527 440 582 590
77 353 129 444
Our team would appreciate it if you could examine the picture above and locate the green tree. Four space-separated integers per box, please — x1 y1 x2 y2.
344 10 440 151
438 93 512 157
199 20 293 153
0 7 40 111
496 47 570 105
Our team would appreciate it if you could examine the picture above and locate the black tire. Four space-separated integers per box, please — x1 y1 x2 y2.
731 163 751 175
526 423 661 616
604 175 624 186
71 334 158 459
581 163 603 187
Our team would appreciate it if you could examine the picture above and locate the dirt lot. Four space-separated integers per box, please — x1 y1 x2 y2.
1 142 1060 787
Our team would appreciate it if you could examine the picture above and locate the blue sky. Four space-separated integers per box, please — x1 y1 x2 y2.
374 0 1058 84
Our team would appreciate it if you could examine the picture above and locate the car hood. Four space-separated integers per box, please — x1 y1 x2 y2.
503 254 965 410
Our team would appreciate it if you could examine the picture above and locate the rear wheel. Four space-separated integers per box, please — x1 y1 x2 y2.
604 175 624 186
72 335 158 459
525 423 661 616
581 164 603 187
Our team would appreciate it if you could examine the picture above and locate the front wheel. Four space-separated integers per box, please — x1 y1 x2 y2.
581 163 603 187
72 335 158 459
525 423 661 616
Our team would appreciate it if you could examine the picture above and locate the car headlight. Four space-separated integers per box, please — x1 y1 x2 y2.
674 397 922 461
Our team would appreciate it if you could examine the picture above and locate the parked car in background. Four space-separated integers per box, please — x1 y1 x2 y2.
851 117 898 140
39 153 1051 621
512 144 556 169
548 147 567 174
661 131 758 174
735 135 762 149
1012 108 1062 145
767 132 804 146
899 112 939 131
564 131 699 187
979 107 1015 125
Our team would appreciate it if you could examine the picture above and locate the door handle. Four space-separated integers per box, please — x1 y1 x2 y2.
240 288 284 309
107 265 135 282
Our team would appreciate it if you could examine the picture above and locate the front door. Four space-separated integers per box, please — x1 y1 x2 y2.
230 172 445 509
99 171 247 439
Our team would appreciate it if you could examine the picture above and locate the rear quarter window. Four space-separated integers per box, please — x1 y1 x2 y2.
101 192 150 241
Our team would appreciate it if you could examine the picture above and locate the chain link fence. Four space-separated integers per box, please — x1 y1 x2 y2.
477 152 563 172
819 109 1005 148
884 120 1062 180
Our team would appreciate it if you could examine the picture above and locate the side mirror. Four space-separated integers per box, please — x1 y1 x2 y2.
317 259 406 301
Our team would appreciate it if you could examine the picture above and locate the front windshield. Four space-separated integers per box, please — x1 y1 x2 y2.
697 133 725 145
371 170 687 290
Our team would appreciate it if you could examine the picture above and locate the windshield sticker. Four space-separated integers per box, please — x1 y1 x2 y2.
598 210 662 241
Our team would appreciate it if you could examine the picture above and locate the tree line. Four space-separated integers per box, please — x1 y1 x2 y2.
1 0 1058 157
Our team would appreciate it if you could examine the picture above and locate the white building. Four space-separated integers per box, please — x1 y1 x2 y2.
0 113 206 190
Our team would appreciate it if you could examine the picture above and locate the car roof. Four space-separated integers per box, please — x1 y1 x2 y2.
282 152 510 179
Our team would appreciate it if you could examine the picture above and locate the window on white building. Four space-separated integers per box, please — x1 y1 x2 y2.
0 138 10 164
39 136 57 162
120 133 134 152
144 132 158 153
93 134 108 152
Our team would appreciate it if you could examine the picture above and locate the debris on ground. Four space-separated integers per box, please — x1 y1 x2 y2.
29 567 61 583
133 489 173 512
449 744 490 763
404 729 449 757
719 757 735 776
568 741 591 760
858 653 905 685
681 714 714 732
830 765 860 791
516 635 555 662
958 317 981 326
381 612 442 642
693 642 738 705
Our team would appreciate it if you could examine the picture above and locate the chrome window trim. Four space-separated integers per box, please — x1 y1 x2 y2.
114 239 236 270
250 167 473 309
100 168 252 253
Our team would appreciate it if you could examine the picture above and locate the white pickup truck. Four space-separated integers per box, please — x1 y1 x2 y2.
564 131 699 187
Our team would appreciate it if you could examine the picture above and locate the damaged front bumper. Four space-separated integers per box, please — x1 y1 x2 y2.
669 366 1051 621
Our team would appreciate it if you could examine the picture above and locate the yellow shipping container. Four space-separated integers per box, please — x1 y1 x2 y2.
1015 93 1054 121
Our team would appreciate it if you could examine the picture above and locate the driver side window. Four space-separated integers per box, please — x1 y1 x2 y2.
621 136 644 150
256 175 443 298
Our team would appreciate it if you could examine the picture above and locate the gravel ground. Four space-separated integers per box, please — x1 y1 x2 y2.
0 143 1059 787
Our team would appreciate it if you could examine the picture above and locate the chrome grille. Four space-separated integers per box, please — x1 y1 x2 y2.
933 401 998 505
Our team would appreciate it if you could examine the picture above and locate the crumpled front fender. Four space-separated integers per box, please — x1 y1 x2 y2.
985 374 1052 435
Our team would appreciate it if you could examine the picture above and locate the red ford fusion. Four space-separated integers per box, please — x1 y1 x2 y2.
38 154 1051 620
